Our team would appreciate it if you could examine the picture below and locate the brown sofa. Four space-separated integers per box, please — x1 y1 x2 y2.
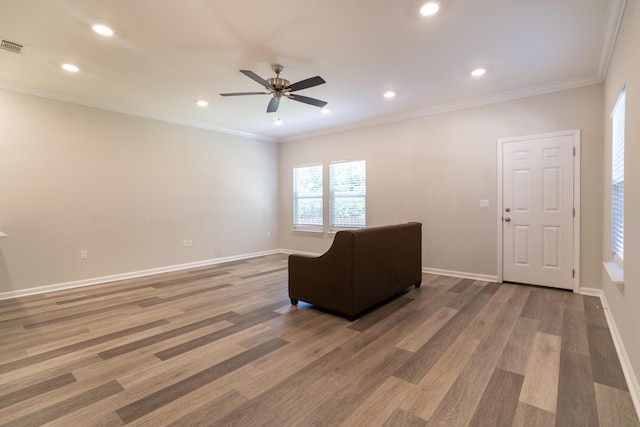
288 222 422 320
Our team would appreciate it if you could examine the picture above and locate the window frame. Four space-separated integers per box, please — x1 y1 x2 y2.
611 86 625 266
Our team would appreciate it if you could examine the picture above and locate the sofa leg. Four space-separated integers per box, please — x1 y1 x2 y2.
290 298 298 305
415 282 421 288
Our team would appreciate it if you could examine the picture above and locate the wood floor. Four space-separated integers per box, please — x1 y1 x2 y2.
0 254 638 426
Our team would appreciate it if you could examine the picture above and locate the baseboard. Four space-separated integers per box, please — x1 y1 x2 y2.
0 249 281 301
279 249 322 257
598 291 640 419
422 267 498 283
576 286 603 297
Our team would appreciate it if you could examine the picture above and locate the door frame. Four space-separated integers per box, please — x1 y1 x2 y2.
496 129 581 292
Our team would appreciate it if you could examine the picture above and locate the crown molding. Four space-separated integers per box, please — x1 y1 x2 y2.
0 81 277 143
279 75 603 143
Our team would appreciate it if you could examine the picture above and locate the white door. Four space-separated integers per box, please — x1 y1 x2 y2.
501 133 575 289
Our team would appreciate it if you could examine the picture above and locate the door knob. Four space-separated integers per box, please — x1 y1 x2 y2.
504 217 511 222
505 208 511 212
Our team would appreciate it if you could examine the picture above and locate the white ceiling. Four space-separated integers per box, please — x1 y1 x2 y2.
0 0 625 142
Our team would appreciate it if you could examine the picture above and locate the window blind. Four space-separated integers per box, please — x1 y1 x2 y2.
329 160 366 229
293 164 323 227
611 87 625 261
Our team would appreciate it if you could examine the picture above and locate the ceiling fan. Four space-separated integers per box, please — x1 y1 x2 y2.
220 64 327 113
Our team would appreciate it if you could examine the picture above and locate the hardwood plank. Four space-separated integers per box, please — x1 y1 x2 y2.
512 402 555 427
395 306 458 352
402 336 481 420
0 372 76 410
97 311 239 360
347 294 414 332
594 382 640 426
341 376 416 426
153 309 282 361
427 284 529 426
0 381 123 426
214 348 354 425
382 408 428 426
393 291 492 384
518 332 562 414
0 320 168 375
166 389 249 427
587 323 628 391
583 295 608 327
448 278 475 294
561 306 590 356
115 337 288 424
497 316 539 375
468 368 524 427
556 350 599 426
537 288 565 336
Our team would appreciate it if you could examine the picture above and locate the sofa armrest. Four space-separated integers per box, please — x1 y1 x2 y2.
288 232 355 316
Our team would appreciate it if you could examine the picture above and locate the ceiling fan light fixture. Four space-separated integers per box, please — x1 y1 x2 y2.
196 100 208 107
384 91 396 99
420 1 440 16
274 117 283 125
320 106 330 114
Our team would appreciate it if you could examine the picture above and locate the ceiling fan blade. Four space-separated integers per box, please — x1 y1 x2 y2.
240 70 273 90
220 92 269 96
267 97 280 113
285 76 326 92
287 94 328 108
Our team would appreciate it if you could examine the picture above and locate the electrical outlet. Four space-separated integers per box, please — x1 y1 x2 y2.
187 240 193 247
479 200 489 209
80 250 88 260
183 240 188 247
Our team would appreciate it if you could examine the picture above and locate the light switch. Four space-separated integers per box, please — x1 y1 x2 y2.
480 200 489 209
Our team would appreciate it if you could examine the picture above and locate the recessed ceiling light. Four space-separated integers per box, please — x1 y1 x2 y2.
274 118 283 125
420 1 440 16
92 24 114 37
471 68 486 77
320 107 330 114
61 63 79 73
384 91 396 99
196 100 208 107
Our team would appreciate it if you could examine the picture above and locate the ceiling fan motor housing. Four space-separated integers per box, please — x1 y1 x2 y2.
267 77 290 91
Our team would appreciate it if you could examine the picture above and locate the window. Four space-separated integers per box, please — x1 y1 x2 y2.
611 87 625 263
330 160 366 229
293 164 323 229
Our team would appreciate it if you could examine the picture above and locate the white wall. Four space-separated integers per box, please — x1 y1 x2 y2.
280 84 604 288
0 89 279 294
602 0 640 395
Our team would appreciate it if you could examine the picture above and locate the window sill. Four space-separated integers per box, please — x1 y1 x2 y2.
291 227 324 234
603 261 624 285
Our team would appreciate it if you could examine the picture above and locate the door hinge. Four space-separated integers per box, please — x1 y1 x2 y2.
573 208 575 217
573 147 576 156
572 269 575 278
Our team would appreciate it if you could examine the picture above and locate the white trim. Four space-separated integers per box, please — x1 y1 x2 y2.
598 291 640 419
0 83 276 143
577 287 604 298
0 249 280 301
496 129 581 293
279 249 322 257
422 267 498 283
280 76 602 143
597 0 628 78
